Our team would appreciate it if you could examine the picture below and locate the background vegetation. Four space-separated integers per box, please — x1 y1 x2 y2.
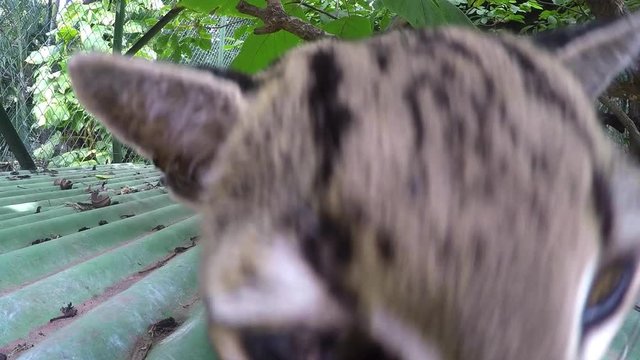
1 0 638 168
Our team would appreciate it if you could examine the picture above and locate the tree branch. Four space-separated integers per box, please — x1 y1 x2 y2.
600 97 640 150
125 6 186 56
236 0 327 41
285 1 338 20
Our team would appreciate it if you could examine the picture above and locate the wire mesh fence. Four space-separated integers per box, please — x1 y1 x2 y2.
0 0 246 170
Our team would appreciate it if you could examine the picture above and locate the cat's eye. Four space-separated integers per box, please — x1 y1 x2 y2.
582 260 635 332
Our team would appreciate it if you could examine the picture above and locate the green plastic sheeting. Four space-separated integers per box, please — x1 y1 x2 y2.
16 248 201 360
0 204 194 291
146 305 218 360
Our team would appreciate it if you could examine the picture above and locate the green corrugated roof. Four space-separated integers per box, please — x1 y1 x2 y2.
0 163 217 360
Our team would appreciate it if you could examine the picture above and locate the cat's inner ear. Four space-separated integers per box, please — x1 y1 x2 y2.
68 54 249 203
537 12 640 99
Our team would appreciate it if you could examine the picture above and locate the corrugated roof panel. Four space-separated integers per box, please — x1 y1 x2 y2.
0 164 217 360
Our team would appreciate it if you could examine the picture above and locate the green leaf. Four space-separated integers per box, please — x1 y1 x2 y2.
382 0 474 28
231 31 301 74
57 26 80 43
177 0 219 13
33 103 49 127
177 0 262 15
217 0 269 18
62 3 84 24
33 132 63 160
79 23 110 51
124 21 146 34
25 46 58 65
283 2 308 22
196 36 213 50
181 44 193 59
323 16 373 39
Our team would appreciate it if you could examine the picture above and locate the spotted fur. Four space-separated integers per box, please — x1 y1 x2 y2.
69 12 640 360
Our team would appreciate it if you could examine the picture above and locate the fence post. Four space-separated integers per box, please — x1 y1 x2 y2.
0 103 36 170
111 0 126 163
216 17 226 66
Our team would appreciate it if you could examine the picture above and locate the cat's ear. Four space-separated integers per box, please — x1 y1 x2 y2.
68 54 253 204
534 12 640 98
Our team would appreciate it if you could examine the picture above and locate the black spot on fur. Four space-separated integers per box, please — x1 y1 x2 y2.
482 177 496 198
432 86 450 109
474 134 489 160
441 62 455 80
471 75 499 163
404 90 425 149
309 50 354 188
446 114 467 183
301 210 357 307
440 37 482 64
498 102 508 125
592 170 613 242
404 74 434 149
376 229 395 263
408 165 429 197
447 114 466 145
484 77 496 100
499 158 508 173
302 212 353 268
531 153 550 174
409 176 420 196
499 40 594 153
473 234 484 269
196 66 258 92
529 191 549 230
508 125 518 145
440 234 453 263
374 46 389 72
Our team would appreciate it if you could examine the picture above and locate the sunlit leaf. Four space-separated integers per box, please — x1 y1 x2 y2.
79 24 110 51
323 16 373 39
25 46 58 65
177 0 266 15
33 132 62 160
57 26 79 43
178 0 221 13
283 2 308 22
124 21 146 34
382 0 474 28
231 31 301 74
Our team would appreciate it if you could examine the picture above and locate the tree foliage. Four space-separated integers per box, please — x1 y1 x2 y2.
23 0 217 166
12 0 640 166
